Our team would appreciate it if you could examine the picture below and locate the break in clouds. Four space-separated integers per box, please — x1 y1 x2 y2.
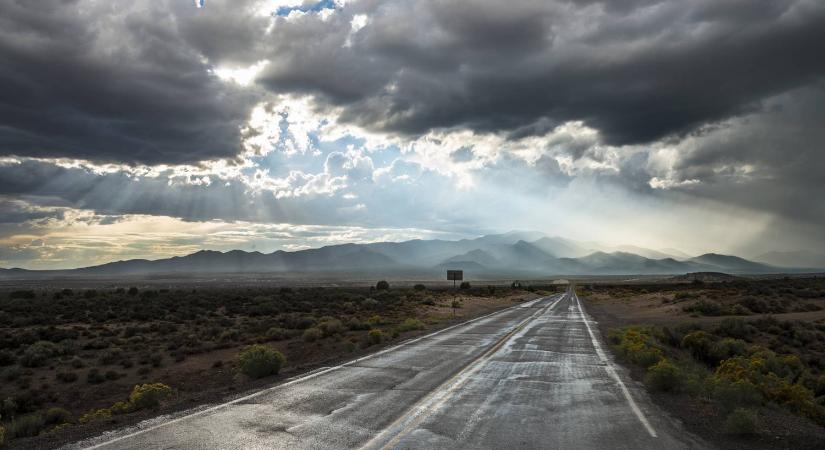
0 0 824 268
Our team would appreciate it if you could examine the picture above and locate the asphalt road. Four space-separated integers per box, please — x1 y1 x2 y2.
73 287 706 449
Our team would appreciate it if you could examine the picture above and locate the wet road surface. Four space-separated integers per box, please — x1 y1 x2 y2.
73 287 706 449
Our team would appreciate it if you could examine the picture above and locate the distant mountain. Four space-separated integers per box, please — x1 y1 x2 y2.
689 253 774 273
754 251 825 269
441 249 499 267
0 232 796 279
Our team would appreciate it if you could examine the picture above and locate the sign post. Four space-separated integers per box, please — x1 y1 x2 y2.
447 270 463 288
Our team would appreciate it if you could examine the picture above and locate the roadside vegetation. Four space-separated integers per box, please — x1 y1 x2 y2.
589 276 825 448
0 282 550 447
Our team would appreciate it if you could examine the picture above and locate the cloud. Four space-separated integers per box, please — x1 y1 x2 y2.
258 0 825 145
0 0 259 164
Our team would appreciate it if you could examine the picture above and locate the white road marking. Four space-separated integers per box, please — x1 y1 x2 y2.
572 289 658 438
80 294 560 450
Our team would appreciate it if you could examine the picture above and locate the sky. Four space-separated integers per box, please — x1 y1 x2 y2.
0 0 824 269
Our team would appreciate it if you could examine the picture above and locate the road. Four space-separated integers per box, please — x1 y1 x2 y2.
73 287 706 449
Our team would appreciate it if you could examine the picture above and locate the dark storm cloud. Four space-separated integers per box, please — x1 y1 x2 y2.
663 84 825 227
0 1 259 165
260 0 825 145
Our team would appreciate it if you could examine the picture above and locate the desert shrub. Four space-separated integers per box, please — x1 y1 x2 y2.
645 359 681 392
722 408 758 435
1 366 21 382
681 330 716 363
302 327 323 342
44 407 71 425
709 338 748 364
111 401 131 415
610 327 663 368
376 280 390 290
149 354 163 367
413 284 426 291
105 370 120 380
20 341 61 367
317 317 345 337
86 368 106 384
8 412 45 438
451 299 462 309
266 327 290 341
0 423 5 447
237 345 285 379
422 298 436 306
716 318 755 340
368 329 384 345
460 282 471 289
78 408 111 424
128 383 172 410
366 315 383 328
713 380 763 412
0 350 16 366
56 371 78 383
9 290 36 300
682 300 725 316
362 298 379 310
397 318 425 333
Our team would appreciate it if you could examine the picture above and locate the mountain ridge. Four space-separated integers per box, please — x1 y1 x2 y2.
1 231 809 279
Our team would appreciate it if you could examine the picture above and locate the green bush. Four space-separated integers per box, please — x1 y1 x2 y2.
366 315 382 328
682 300 725 316
709 338 748 364
681 330 716 363
317 317 345 337
0 350 16 366
8 412 45 438
20 341 61 367
368 329 384 345
716 318 755 340
610 327 664 368
237 345 285 379
111 401 131 415
645 359 681 392
451 299 462 309
128 383 172 410
413 284 426 291
78 408 111 424
397 318 425 333
713 380 763 412
44 407 72 425
302 327 323 342
722 408 758 435
376 280 390 290
459 282 471 289
266 327 290 341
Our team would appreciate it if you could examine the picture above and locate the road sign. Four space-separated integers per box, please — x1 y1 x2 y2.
447 270 463 281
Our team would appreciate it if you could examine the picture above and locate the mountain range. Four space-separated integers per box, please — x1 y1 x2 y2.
1 231 821 279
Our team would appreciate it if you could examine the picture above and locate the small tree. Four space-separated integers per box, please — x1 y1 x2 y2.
376 280 390 290
459 282 471 290
237 344 285 379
